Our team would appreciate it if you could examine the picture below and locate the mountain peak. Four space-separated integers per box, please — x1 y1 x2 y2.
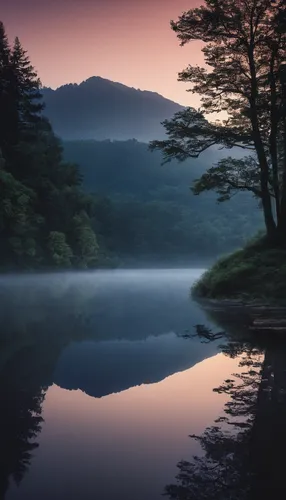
42 76 184 142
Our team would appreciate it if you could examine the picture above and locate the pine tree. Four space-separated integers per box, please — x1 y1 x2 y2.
0 22 12 155
0 22 100 269
10 37 44 141
0 22 10 74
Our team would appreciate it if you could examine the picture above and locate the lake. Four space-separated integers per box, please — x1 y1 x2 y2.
1 269 285 499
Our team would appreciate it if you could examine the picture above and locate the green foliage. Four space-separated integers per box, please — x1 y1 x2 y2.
47 232 73 268
0 167 42 268
64 140 263 262
0 23 100 270
192 156 261 202
193 237 286 301
150 0 286 241
72 213 99 268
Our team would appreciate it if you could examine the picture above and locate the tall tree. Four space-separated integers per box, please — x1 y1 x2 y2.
150 0 286 243
0 22 100 269
10 37 44 143
0 22 13 156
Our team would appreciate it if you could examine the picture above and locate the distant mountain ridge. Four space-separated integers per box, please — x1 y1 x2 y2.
42 77 184 142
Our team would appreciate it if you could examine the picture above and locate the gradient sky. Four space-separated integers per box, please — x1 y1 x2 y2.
2 0 204 106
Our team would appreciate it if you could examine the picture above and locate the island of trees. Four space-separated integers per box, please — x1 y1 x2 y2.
151 0 286 301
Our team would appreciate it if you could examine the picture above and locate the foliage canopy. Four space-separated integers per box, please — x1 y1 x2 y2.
150 0 286 243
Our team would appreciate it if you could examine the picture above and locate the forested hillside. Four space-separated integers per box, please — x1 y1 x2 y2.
63 140 263 264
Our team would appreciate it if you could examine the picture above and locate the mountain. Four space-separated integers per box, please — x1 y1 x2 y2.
42 77 184 142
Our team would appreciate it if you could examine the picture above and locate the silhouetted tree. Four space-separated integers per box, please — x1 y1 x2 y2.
0 21 13 156
0 21 100 269
150 0 286 244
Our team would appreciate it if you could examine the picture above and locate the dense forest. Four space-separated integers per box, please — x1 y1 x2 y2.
0 23 99 270
64 140 263 264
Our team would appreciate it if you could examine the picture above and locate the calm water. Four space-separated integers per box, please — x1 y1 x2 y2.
0 269 285 499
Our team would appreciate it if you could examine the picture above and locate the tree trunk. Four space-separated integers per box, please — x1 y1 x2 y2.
248 42 277 241
269 48 280 224
254 138 277 241
277 179 286 245
260 182 277 241
276 66 286 244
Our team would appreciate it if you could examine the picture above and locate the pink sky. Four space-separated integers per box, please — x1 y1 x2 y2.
2 0 204 106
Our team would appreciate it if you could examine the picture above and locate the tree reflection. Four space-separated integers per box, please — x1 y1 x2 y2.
0 290 91 498
166 320 286 499
0 348 46 498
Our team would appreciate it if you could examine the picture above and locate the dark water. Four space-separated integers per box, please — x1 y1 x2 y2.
0 269 285 499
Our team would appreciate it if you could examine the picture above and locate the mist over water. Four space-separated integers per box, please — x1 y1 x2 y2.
0 268 228 500
2 267 284 500
0 268 207 341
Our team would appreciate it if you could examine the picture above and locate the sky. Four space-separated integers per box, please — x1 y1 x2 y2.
2 0 205 107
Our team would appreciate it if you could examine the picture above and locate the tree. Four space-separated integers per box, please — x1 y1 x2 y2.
0 22 100 270
0 149 42 268
10 36 44 143
71 212 99 268
0 22 13 155
47 231 73 267
150 0 286 244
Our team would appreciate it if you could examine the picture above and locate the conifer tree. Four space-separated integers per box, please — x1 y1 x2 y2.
0 22 100 269
0 22 12 155
10 37 44 141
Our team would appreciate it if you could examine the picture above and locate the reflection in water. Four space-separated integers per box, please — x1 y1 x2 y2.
0 269 212 499
53 333 216 397
0 270 206 342
165 320 286 499
0 352 45 499
2 270 286 499
6 355 236 500
0 333 70 499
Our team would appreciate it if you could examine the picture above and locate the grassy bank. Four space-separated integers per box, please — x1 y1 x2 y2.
192 237 286 303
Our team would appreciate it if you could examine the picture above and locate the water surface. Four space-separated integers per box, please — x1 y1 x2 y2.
1 269 284 499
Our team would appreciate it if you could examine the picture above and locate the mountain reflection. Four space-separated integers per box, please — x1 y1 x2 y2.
7 272 286 499
165 319 286 499
0 345 47 498
0 277 93 497
53 334 216 398
0 270 209 496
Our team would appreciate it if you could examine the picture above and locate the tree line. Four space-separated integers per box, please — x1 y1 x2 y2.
0 22 99 270
63 139 263 263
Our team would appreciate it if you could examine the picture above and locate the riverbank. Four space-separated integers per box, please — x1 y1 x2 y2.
192 237 286 304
